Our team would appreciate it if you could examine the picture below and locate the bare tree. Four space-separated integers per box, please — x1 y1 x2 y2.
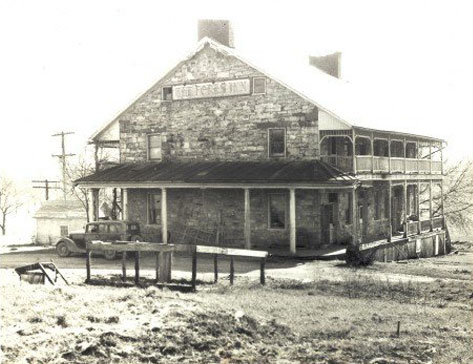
0 175 24 235
64 146 115 222
433 159 473 230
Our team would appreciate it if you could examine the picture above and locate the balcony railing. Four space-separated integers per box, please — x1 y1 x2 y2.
321 154 442 175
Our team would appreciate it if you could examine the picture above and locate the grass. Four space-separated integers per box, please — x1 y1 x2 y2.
1 246 472 363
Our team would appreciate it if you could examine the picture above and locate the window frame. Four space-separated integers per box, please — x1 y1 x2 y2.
268 128 286 157
147 133 162 161
162 86 173 101
60 225 68 236
147 192 161 225
252 77 267 95
267 193 287 230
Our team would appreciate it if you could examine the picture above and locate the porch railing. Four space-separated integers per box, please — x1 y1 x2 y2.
420 219 431 233
406 221 419 236
321 154 442 175
320 155 353 172
431 216 444 229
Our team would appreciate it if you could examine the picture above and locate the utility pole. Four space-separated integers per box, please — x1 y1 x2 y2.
32 179 60 200
52 131 75 201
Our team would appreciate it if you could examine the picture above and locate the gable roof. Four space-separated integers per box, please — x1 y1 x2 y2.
75 160 356 186
90 37 444 142
34 199 87 220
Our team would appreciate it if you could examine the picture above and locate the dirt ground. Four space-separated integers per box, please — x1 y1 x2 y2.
0 241 472 364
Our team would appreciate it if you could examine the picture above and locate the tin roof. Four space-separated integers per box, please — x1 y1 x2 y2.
34 199 87 220
75 160 356 185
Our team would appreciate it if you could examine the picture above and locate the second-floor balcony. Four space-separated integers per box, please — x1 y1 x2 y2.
320 128 444 175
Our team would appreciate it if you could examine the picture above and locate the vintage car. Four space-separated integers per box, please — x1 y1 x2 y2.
55 220 142 260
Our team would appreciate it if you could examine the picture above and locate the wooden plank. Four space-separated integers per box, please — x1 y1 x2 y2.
122 252 127 282
195 245 268 258
122 188 128 220
86 241 175 252
230 257 234 285
86 250 91 283
158 252 172 283
134 251 140 285
38 263 55 285
214 254 218 283
191 251 197 291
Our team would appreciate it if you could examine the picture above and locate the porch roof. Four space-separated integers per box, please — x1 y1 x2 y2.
75 160 356 187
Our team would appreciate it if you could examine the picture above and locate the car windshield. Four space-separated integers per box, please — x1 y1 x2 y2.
128 224 139 232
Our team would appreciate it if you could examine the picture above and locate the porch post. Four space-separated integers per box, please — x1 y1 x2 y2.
90 188 99 221
440 180 445 228
122 188 128 220
429 180 433 231
387 181 392 242
417 181 421 234
388 135 392 173
403 138 407 173
244 188 251 249
161 188 168 244
351 187 357 245
403 180 408 238
289 188 296 255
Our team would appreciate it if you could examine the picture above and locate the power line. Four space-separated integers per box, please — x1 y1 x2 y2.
32 179 61 200
52 131 75 201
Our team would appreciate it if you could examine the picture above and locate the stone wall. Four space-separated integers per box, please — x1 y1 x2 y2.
119 44 319 163
126 187 355 250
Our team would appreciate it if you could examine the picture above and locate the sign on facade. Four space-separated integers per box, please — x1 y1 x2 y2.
173 78 250 100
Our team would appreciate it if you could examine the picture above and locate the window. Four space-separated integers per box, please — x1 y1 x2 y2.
108 224 120 233
162 87 173 101
87 224 99 233
60 225 68 236
268 128 286 157
268 194 286 229
148 193 161 225
98 224 108 233
147 134 162 160
253 77 266 94
328 193 338 203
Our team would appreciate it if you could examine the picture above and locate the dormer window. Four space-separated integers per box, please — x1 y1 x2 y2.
253 77 266 94
162 87 173 101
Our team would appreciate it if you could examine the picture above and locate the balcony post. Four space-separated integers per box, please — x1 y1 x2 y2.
371 133 374 173
429 143 433 174
416 140 420 173
403 138 407 173
352 130 356 174
440 179 445 228
122 188 128 220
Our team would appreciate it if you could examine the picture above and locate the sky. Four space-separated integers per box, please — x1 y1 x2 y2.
0 0 472 185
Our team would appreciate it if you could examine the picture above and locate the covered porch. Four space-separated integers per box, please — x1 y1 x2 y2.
76 160 358 256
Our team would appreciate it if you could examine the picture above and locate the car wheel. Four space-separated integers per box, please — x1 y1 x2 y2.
104 250 117 260
56 242 70 257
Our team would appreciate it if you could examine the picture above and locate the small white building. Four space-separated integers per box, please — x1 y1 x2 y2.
34 199 87 245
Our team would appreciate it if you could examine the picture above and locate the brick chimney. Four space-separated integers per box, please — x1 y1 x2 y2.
198 19 234 48
309 52 342 79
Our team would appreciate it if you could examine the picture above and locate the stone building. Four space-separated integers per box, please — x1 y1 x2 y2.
77 20 447 258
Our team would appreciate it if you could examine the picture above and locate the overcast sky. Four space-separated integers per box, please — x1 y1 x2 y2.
1 0 472 183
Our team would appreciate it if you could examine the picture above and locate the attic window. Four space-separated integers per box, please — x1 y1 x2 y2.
162 87 173 101
253 77 266 94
